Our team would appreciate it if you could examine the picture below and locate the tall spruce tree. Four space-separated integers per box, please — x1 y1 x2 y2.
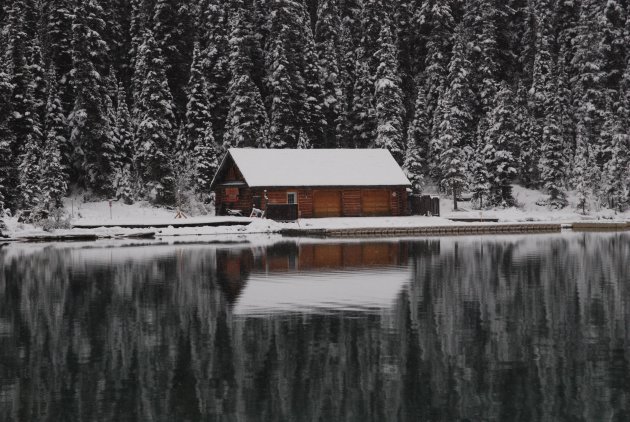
193 121 219 198
199 0 230 146
602 117 629 211
183 42 213 154
223 7 269 149
470 119 491 209
300 4 326 148
484 84 518 207
40 68 68 210
68 0 115 195
437 26 475 209
0 64 16 211
316 0 343 147
134 30 177 204
374 22 405 163
268 30 297 148
350 56 376 148
407 86 430 180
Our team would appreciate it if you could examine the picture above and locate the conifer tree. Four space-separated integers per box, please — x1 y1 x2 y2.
115 81 133 166
374 23 405 163
470 120 491 209
134 30 177 204
153 0 195 115
573 127 594 213
18 111 43 210
0 65 16 212
193 121 219 198
300 4 326 148
602 119 629 211
42 0 74 110
316 0 343 147
183 42 213 154
538 95 567 208
68 0 115 195
29 38 48 123
407 86 430 178
437 26 475 207
484 84 517 207
419 0 454 121
199 0 230 145
268 31 297 148
350 57 376 148
39 68 68 211
223 7 269 149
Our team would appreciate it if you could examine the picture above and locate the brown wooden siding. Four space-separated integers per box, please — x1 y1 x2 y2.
216 183 409 217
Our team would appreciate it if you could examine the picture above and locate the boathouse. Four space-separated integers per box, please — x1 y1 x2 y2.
210 148 411 218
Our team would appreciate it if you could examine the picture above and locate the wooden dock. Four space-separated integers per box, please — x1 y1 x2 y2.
72 218 252 229
281 223 562 238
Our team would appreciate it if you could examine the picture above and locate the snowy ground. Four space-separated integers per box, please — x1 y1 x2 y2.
2 186 628 240
440 185 630 223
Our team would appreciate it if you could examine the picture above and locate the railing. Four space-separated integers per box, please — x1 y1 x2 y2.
266 204 299 221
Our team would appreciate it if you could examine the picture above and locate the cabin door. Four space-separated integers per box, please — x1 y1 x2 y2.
361 190 391 216
313 190 342 218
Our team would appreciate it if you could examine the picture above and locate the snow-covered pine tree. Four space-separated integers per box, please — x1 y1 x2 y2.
315 0 343 147
468 0 500 113
6 0 35 157
199 0 230 146
403 135 424 195
470 119 491 209
573 124 594 213
153 0 195 117
538 95 568 209
68 0 115 195
39 68 68 211
572 0 608 169
484 84 518 207
183 42 213 155
300 3 326 148
602 117 630 211
223 7 269 149
18 106 43 210
42 0 74 111
193 121 219 198
437 25 475 209
526 6 555 189
297 129 312 149
28 38 48 123
406 86 430 182
337 25 355 147
134 30 177 204
374 22 405 163
115 81 133 166
350 56 376 149
268 30 297 148
419 0 454 123
437 93 468 211
0 64 17 212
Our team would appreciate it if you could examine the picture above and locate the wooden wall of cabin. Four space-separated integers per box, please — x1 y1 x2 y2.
248 187 409 218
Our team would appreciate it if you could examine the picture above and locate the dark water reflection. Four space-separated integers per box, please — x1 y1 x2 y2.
1 233 630 421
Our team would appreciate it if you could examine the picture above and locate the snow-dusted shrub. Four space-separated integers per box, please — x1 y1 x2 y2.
36 208 71 232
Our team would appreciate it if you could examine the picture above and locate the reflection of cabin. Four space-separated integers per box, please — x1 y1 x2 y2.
210 148 411 218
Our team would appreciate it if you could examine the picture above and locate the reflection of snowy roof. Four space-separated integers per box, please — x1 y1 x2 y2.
233 267 410 315
225 148 411 187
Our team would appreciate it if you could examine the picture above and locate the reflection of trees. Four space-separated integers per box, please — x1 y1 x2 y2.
0 234 629 421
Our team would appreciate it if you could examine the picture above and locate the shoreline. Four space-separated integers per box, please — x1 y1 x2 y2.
2 219 629 243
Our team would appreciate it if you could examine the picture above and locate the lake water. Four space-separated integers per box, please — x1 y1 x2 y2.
1 232 630 421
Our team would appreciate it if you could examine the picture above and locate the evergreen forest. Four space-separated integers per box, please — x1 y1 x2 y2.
1 0 630 212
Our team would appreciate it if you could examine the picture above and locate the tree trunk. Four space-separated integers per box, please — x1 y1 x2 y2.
452 186 458 211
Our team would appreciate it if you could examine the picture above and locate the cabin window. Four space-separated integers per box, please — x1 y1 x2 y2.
225 187 239 202
287 192 297 204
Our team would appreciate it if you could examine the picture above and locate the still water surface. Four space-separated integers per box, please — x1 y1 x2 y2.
1 233 630 421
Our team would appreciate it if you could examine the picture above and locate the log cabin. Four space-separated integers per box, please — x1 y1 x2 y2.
210 148 411 218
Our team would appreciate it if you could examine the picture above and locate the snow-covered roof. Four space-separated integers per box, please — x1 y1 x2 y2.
215 148 411 188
